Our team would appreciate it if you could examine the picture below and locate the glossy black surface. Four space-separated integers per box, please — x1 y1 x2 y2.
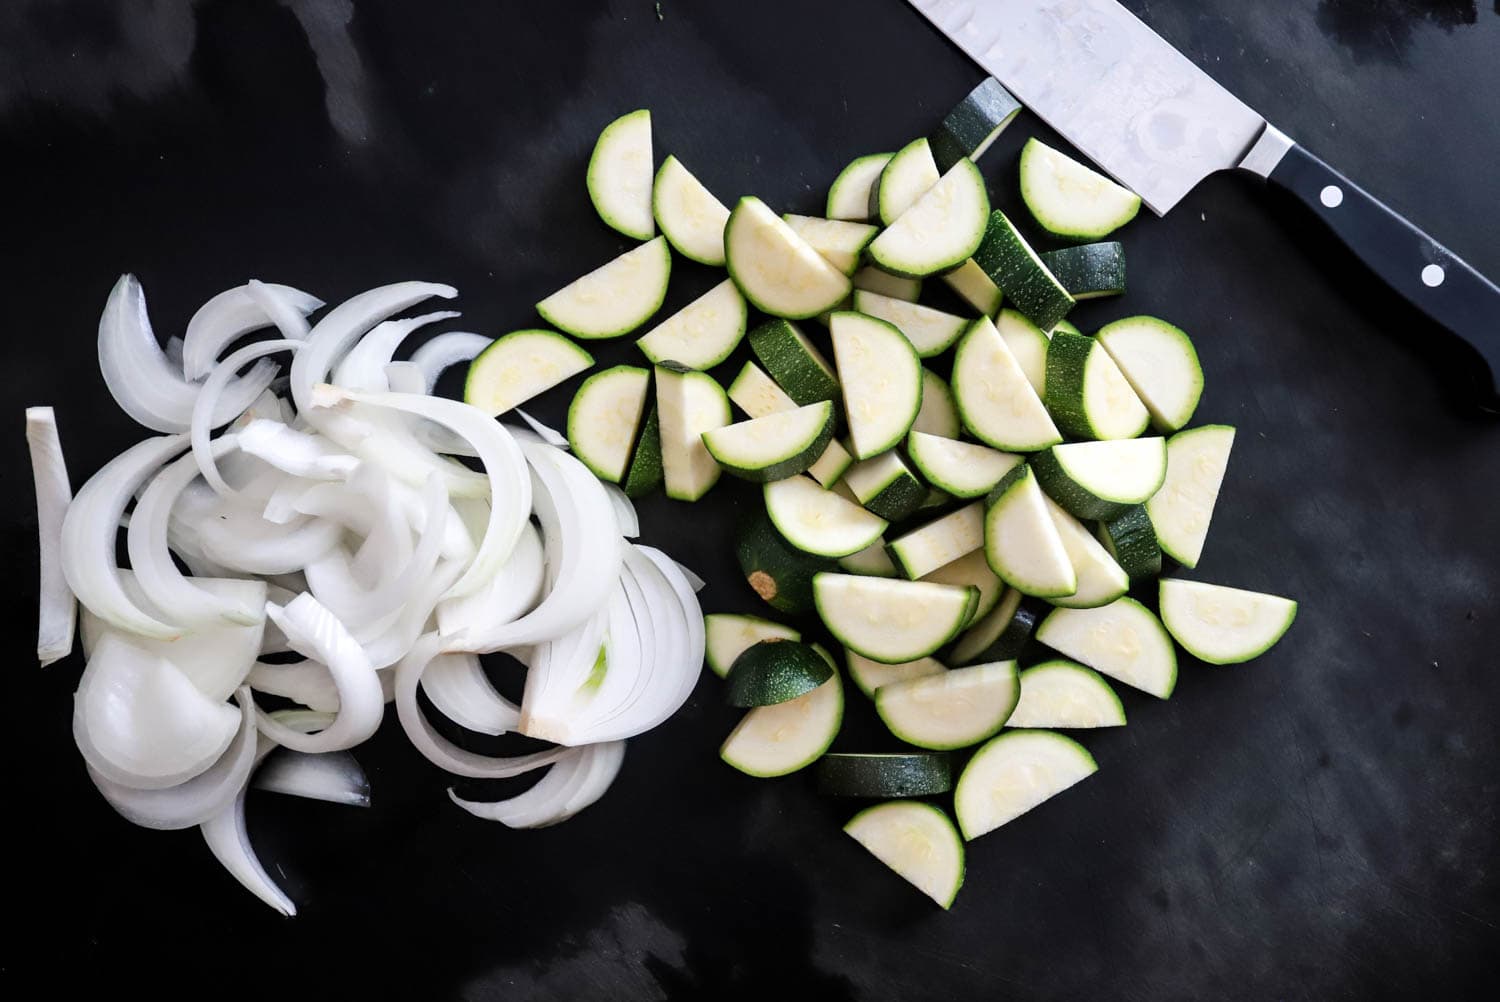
4 2 1498 998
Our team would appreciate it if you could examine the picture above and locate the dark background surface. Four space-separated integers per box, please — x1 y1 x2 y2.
3 1 1498 999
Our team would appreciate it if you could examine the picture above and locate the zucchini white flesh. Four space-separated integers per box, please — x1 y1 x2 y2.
872 137 942 225
704 614 802 679
951 316 1061 453
702 402 835 482
1158 579 1298 665
1040 242 1127 300
806 438 855 487
853 291 967 358
829 312 923 460
725 197 852 319
922 548 1004 623
839 539 900 578
845 649 946 698
996 308 1051 397
942 259 1003 316
929 77 1022 171
844 801 965 909
983 466 1077 599
1043 496 1130 610
1044 331 1151 441
721 670 843 777
1036 598 1178 698
748 319 840 405
841 450 925 522
813 573 976 664
1031 437 1168 522
1019 138 1142 241
888 503 984 580
655 366 731 501
783 214 879 276
949 587 1037 666
907 431 1022 499
1009 660 1126 729
973 210 1075 332
729 358 851 487
536 237 672 339
827 152 893 221
875 660 1019 751
587 108 654 241
852 266 922 303
464 329 594 417
765 475 888 558
636 278 748 370
1145 425 1235 569
954 729 1098 841
868 159 990 278
652 155 730 266
912 370 962 438
1095 316 1204 432
565 365 651 482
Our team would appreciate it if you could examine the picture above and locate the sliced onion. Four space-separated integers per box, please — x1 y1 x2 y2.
410 331 490 392
331 311 460 392
419 652 520 736
515 597 611 742
182 283 322 380
448 740 624 828
247 660 339 713
238 419 358 481
195 493 343 575
246 279 320 342
192 339 300 496
359 557 463 669
229 388 293 430
61 432 188 639
314 393 489 498
26 407 75 666
252 748 370 807
383 361 426 395
98 275 279 433
164 335 185 371
435 519 544 638
678 561 707 593
603 483 639 538
200 783 296 916
513 410 569 448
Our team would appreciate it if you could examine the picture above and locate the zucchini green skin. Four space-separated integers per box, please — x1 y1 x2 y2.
947 588 1040 666
1097 505 1162 581
703 403 836 483
748 319 840 406
1042 331 1105 440
725 640 834 707
1030 446 1137 522
621 404 663 499
844 454 927 522
929 78 1022 172
736 511 836 613
852 266 923 303
704 614 801 678
1039 242 1126 300
827 152 893 221
972 210 1075 332
817 752 954 797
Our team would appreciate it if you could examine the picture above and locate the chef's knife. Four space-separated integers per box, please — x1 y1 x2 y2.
907 0 1500 411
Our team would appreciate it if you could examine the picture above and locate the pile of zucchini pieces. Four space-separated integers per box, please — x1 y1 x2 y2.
485 82 1299 910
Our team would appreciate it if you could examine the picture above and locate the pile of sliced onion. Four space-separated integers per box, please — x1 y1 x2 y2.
26 276 704 915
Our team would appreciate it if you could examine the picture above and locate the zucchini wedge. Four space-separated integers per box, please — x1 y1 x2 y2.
536 237 672 339
465 329 593 416
653 155 730 266
954 730 1097 841
566 364 651 482
1036 598 1178 699
813 573 976 664
725 197 852 319
587 108 654 240
1019 138 1141 241
636 278 748 370
1158 579 1297 665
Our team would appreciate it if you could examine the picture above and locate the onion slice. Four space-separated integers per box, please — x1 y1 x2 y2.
252 748 370 807
192 339 300 495
27 407 75 666
603 484 639 538
247 660 340 713
332 311 460 392
383 361 426 395
447 740 625 828
513 410 569 448
237 420 358 481
410 331 490 392
246 279 320 342
200 780 296 917
182 283 322 380
435 520 544 639
419 652 520 736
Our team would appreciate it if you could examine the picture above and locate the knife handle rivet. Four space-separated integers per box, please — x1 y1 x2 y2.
1319 185 1344 208
1421 264 1446 288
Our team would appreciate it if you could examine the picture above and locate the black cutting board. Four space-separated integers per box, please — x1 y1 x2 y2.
3 2 1498 999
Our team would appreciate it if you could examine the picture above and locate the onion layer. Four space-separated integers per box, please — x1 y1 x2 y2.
27 406 75 666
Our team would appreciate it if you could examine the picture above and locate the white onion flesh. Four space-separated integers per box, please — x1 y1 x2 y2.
246 279 320 343
435 519 544 639
195 494 343 576
332 311 460 392
247 660 340 713
384 361 426 395
182 283 322 380
200 782 296 917
26 407 76 666
513 410 569 448
410 331 490 392
252 748 370 807
419 652 520 736
191 339 300 495
236 419 358 481
448 740 624 828
604 484 640 538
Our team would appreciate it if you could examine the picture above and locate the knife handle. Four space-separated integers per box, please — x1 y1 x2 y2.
1264 141 1500 413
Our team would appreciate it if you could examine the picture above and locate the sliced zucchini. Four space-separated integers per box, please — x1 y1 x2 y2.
1051 319 1083 337
813 573 976 664
1043 496 1129 610
948 588 1038 666
652 155 729 266
636 278 748 370
765 475 888 558
1095 316 1204 432
996 308 1051 397
536 237 672 339
737 510 836 614
1145 425 1235 568
587 108 654 240
852 266 922 303
728 359 851 487
702 401 835 482
830 312 923 459
783 214 879 276
721 669 843 777
1097 505 1162 582
973 210 1075 332
911 370 961 439
827 152 893 221
1044 330 1151 441
748 319 840 405
565 365 650 482
941 259 1003 316
1031 437 1168 522
726 640 834 707
845 801 965 909
1158 579 1298 665
725 197 852 319
853 291 967 358
871 137 941 225
983 465 1076 599
845 649 946 698
867 159 990 278
841 451 925 522
1040 242 1126 300
806 438 856 487
951 316 1061 452
1009 660 1126 729
1036 598 1178 698
622 404 663 499
907 431 1022 499
929 77 1022 171
921 548 1004 623
875 660 1019 751
655 366 730 501
464 329 593 416
954 729 1097 841
704 613 801 679
1019 138 1141 241
818 753 953 797
888 503 984 580
839 540 900 578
